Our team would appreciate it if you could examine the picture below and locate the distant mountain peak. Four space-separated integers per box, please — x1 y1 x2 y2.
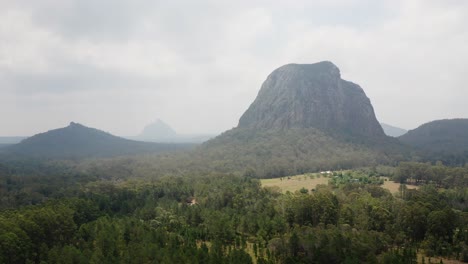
67 122 87 129
68 121 96 128
238 61 384 138
380 123 407 137
138 119 177 141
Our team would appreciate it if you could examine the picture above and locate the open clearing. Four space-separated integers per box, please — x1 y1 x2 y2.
261 174 419 194
261 173 330 193
417 253 465 264
382 177 419 193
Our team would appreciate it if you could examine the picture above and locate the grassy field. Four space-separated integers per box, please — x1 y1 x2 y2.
382 177 419 193
261 173 419 194
261 173 331 193
417 253 465 264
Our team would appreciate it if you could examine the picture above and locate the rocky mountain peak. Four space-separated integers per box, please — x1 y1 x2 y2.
238 61 384 138
279 61 341 79
68 122 85 129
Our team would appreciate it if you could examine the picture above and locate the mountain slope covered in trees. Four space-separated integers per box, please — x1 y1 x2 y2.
399 119 468 165
198 127 404 177
4 122 193 159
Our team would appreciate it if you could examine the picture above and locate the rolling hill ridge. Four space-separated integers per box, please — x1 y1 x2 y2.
4 122 193 159
399 118 468 165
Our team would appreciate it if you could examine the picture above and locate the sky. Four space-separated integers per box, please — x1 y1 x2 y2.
1 0 467 137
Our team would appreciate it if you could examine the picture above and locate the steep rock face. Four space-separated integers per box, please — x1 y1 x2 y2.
238 61 385 138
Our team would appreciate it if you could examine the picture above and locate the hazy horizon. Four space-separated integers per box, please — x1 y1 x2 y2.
1 0 467 137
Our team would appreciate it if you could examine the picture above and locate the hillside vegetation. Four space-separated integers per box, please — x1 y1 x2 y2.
198 127 407 178
399 119 468 165
0 158 466 263
4 122 194 160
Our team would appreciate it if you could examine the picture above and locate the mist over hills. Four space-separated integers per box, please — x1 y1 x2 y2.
131 119 215 143
3 122 194 159
138 119 177 141
0 136 26 144
381 123 407 137
0 144 11 149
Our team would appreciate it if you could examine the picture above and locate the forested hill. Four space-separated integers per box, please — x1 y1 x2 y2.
4 122 194 159
197 62 407 177
399 118 468 165
199 127 403 178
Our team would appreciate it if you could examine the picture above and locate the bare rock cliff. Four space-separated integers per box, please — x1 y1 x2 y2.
238 61 385 138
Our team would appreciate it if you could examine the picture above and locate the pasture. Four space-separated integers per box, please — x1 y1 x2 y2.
381 177 419 193
261 173 419 194
261 173 330 193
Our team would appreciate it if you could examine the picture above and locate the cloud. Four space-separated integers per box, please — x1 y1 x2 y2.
0 0 467 136
6 0 158 40
277 0 468 129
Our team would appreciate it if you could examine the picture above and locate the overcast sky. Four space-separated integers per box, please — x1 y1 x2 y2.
1 0 467 137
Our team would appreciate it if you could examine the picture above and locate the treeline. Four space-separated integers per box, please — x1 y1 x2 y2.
0 160 97 209
394 162 468 188
0 175 258 264
194 128 408 178
1 167 467 263
422 151 468 167
0 199 253 264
